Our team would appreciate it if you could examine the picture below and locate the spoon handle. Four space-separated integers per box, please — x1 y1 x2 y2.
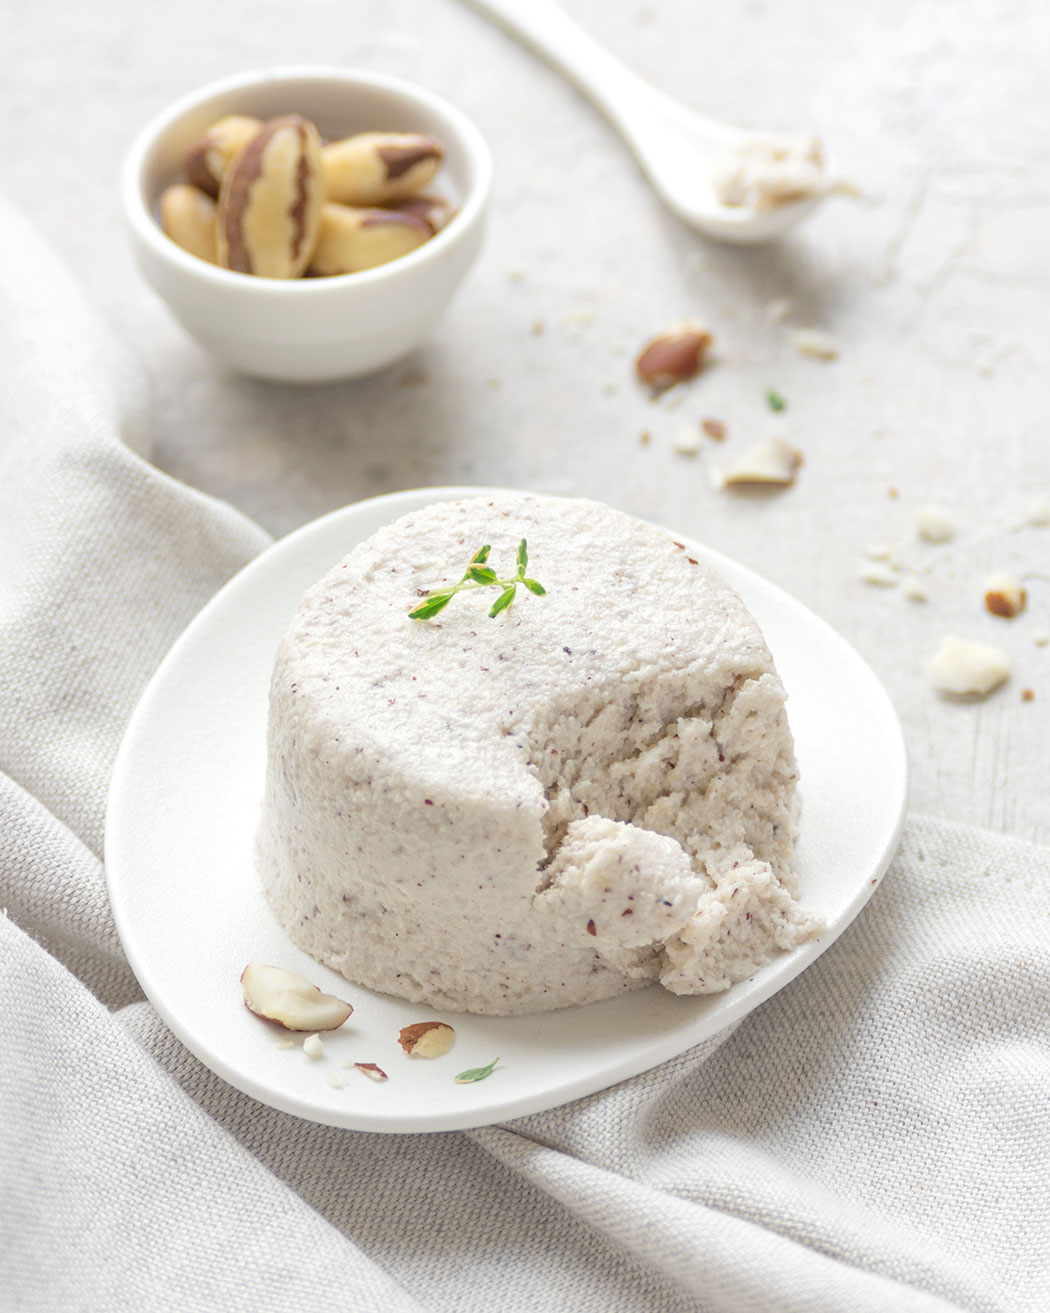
461 0 725 147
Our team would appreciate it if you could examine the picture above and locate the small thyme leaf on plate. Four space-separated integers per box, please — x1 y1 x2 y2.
409 540 545 621
454 1057 500 1084
765 388 788 413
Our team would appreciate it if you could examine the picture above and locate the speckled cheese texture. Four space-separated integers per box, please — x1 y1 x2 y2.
257 494 821 1015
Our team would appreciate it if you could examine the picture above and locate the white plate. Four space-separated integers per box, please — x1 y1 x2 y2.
106 487 907 1133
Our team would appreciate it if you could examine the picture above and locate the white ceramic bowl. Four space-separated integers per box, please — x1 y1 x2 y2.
122 66 492 383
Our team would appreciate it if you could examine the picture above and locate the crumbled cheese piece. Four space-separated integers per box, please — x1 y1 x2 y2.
671 424 701 456
302 1033 325 1060
1025 497 1050 527
861 563 899 588
535 816 706 948
984 572 1027 619
721 438 803 487
790 328 839 360
930 636 1010 695
915 506 956 543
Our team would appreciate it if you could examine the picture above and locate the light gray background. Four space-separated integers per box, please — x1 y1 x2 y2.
7 0 1048 840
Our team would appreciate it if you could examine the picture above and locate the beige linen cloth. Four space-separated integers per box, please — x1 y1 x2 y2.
2 197 1048 1313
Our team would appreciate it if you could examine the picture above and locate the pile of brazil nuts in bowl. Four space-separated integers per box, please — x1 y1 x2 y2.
158 113 452 279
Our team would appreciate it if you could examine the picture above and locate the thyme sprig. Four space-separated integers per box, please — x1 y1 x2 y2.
409 540 546 621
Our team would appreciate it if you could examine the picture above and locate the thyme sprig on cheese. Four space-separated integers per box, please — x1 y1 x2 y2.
409 540 546 620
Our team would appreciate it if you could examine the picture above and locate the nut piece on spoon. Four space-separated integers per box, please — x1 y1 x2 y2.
240 963 354 1031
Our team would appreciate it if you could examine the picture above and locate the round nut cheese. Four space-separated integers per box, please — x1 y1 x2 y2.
256 494 819 1015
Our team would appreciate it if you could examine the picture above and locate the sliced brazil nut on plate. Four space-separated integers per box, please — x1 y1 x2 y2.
240 962 354 1031
398 1021 456 1058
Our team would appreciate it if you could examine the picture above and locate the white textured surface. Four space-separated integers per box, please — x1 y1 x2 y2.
8 0 1049 842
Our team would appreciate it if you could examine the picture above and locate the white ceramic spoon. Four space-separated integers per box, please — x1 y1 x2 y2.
461 0 830 244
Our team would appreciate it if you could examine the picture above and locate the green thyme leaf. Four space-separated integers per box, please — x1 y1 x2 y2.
454 1057 500 1084
408 592 453 620
409 542 546 621
765 388 787 413
489 585 517 617
466 566 498 585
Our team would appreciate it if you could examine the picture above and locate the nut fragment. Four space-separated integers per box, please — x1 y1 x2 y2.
860 563 899 588
185 114 263 197
671 424 701 456
930 636 1010 695
790 327 839 360
353 1062 389 1082
321 132 444 206
901 574 928 602
398 1021 456 1058
984 572 1027 618
308 203 432 276
217 115 324 278
1024 497 1050 527
722 437 803 487
635 320 712 391
240 963 353 1032
303 1034 325 1060
915 506 955 543
159 184 217 264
